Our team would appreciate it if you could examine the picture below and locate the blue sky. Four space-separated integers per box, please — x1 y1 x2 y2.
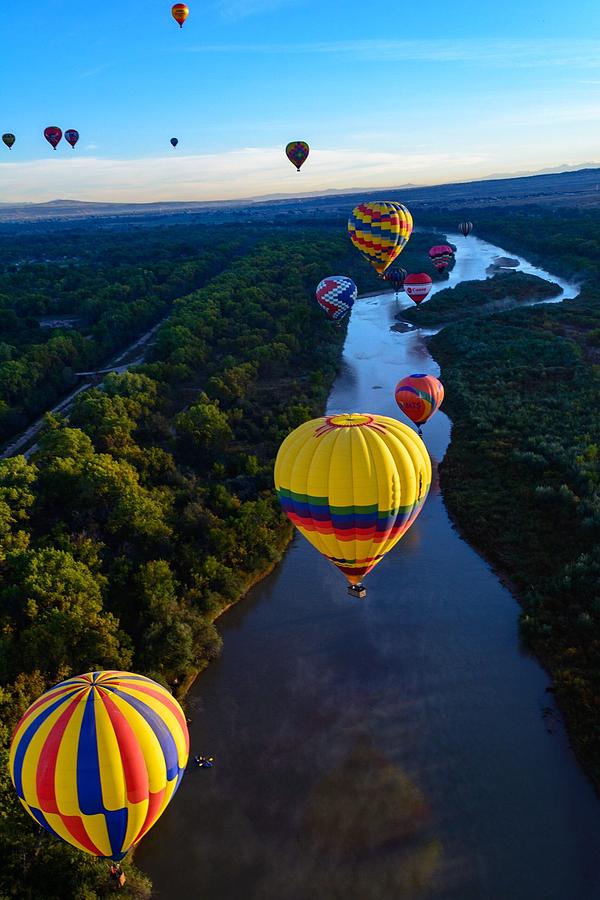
1 0 599 201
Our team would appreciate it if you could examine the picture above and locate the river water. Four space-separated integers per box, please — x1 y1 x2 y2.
138 235 600 899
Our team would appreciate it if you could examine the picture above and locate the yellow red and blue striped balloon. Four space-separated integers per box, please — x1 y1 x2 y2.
395 374 444 430
9 671 189 861
348 201 413 275
274 413 431 585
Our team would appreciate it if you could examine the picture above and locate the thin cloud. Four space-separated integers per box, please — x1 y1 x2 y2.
215 0 297 20
79 62 114 79
191 38 600 68
0 147 489 204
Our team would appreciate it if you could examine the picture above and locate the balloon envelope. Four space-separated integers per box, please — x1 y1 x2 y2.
170 137 179 147
315 275 357 321
9 671 189 861
458 221 473 237
65 129 79 149
428 245 453 271
404 273 432 305
428 244 453 259
275 413 431 585
2 133 15 149
44 126 62 149
384 267 407 293
172 3 189 26
348 201 413 275
395 374 444 429
286 141 309 171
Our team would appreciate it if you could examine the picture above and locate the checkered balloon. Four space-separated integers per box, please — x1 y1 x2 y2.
315 276 358 321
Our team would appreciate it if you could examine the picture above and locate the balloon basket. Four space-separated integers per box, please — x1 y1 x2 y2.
348 584 367 599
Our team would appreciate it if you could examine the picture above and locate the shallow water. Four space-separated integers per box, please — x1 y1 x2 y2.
138 235 600 900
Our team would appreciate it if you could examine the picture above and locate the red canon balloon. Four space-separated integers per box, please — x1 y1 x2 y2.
404 273 433 306
44 126 63 150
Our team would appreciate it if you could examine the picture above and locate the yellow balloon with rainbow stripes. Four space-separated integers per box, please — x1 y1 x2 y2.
9 671 189 861
274 413 431 587
348 201 413 275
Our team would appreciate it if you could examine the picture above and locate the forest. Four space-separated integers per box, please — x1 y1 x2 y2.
0 226 250 442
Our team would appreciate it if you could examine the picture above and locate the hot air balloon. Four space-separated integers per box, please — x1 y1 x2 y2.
348 201 413 275
2 133 15 149
275 413 431 594
384 267 407 295
395 374 444 435
458 221 473 237
404 273 432 306
170 137 179 147
9 671 189 861
172 3 189 26
315 276 357 322
286 141 309 172
44 126 62 150
428 244 454 272
65 129 79 149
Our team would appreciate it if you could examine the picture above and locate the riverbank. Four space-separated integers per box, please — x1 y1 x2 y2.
401 271 562 326
429 286 600 790
175 528 293 702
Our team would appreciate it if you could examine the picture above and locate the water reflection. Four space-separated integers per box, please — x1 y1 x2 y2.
294 737 442 900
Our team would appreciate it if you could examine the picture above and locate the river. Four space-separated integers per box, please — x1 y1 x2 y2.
138 234 600 899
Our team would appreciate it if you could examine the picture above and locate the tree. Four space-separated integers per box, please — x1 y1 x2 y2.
176 394 233 463
1 548 131 681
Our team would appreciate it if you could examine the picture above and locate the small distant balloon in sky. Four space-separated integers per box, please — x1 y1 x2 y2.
170 137 179 147
44 126 62 150
286 141 309 172
65 129 79 149
2 133 15 149
459 221 473 237
172 3 189 27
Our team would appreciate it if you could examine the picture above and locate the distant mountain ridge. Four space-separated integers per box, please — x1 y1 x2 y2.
1 165 599 225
